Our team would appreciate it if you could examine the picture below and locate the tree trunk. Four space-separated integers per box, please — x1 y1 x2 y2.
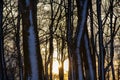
66 0 75 80
0 0 8 79
49 0 54 79
96 0 105 79
110 0 115 80
59 61 64 80
20 0 44 80
16 1 23 80
45 38 48 80
89 0 97 79
75 0 88 79
118 64 120 80
84 33 94 80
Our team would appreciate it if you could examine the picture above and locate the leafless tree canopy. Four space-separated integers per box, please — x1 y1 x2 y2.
0 0 120 80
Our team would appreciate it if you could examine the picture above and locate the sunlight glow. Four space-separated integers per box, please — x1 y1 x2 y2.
52 59 69 74
52 50 69 75
64 59 69 73
52 60 59 74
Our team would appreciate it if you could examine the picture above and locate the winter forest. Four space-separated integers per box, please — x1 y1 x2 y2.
0 0 120 80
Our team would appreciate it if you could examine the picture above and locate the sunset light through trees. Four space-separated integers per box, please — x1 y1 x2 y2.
0 0 120 80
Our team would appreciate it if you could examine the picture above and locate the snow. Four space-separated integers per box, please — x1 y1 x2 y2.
28 10 38 80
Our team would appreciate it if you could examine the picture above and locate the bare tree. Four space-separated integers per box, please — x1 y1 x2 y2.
66 0 75 80
96 0 105 79
0 0 8 79
20 0 44 79
15 0 23 80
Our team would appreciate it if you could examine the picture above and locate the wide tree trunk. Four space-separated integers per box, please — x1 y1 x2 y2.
75 0 89 79
20 0 44 80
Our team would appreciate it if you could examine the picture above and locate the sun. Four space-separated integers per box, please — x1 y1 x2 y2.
52 59 69 74
52 50 69 75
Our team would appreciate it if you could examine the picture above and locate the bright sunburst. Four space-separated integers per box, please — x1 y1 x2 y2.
52 58 69 74
52 59 59 74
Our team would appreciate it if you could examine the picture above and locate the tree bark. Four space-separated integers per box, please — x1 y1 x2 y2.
96 0 105 79
75 0 89 80
110 0 115 80
20 0 44 80
0 0 8 79
49 0 54 80
16 1 23 80
66 0 75 80
59 61 64 80
89 0 97 79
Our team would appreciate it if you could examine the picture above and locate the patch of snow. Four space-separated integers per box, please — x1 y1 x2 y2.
28 10 38 80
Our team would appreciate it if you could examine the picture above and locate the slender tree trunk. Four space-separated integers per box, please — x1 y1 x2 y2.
50 61 53 80
59 61 64 80
118 63 120 80
0 0 8 79
66 0 74 80
84 33 94 80
16 1 23 80
49 0 54 80
75 0 88 79
89 0 97 79
96 0 105 79
59 36 65 80
110 0 115 80
45 38 48 80
20 0 44 80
